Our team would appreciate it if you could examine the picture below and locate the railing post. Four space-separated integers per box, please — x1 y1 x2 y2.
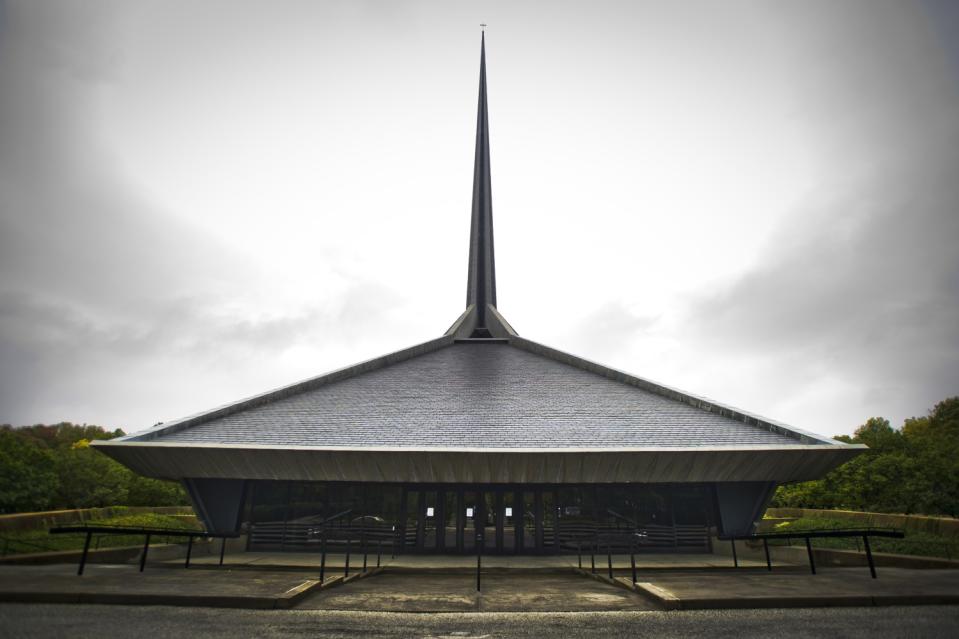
320 531 327 582
219 536 226 566
731 538 738 568
805 537 816 574
630 534 637 585
377 539 382 568
607 539 613 580
476 532 483 592
139 533 151 572
362 527 368 573
185 535 194 569
78 531 92 576
345 536 351 578
578 540 582 569
863 535 877 579
763 538 771 571
590 534 596 574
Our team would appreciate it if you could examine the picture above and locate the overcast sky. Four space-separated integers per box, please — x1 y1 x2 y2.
1 0 957 439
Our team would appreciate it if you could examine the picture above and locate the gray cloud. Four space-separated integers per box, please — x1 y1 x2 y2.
679 2 959 430
0 2 414 428
558 302 659 363
685 148 959 417
1 1 956 438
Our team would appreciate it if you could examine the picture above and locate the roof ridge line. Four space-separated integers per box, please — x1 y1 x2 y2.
508 336 848 447
119 335 455 442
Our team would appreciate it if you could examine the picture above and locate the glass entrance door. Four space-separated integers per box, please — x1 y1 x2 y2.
395 483 702 555
462 489 480 552
400 485 555 555
399 485 586 554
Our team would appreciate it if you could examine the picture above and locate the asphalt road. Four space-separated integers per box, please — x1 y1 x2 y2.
1 604 958 638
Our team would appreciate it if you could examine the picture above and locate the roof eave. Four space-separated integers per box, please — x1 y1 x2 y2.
93 440 866 484
94 440 867 454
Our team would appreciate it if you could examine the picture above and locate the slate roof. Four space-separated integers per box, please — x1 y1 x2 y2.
132 340 804 449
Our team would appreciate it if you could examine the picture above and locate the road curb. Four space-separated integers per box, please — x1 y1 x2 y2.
573 568 959 611
620 582 959 610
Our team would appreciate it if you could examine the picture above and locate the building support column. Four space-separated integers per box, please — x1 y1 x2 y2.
714 482 777 537
183 478 247 534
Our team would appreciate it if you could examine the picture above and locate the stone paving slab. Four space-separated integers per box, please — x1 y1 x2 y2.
4 559 955 613
621 567 959 610
0 564 355 609
296 572 659 612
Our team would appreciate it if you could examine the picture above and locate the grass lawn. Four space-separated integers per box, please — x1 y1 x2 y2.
0 512 202 556
767 515 959 560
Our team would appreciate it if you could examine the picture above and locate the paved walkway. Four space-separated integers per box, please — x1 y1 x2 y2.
4 604 959 639
0 564 331 608
1 554 957 611
298 572 657 612
625 567 959 610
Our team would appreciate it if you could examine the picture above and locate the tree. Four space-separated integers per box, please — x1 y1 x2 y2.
771 397 959 517
0 423 190 512
902 397 959 517
0 429 58 513
126 474 189 507
852 417 902 453
53 440 129 508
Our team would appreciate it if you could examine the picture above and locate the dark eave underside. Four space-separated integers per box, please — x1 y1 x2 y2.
95 440 864 484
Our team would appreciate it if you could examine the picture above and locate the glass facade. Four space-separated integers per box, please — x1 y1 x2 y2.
245 481 715 554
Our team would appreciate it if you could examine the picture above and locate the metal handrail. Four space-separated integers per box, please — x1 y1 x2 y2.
305 509 353 541
720 527 905 541
318 509 354 527
50 525 238 576
314 512 402 584
606 509 637 527
720 527 906 579
51 524 208 536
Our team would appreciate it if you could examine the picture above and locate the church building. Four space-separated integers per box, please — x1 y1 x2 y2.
95 34 864 555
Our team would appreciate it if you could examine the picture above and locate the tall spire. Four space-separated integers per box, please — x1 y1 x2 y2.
466 31 496 327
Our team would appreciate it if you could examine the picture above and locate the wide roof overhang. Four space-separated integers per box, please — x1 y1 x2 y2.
94 440 864 484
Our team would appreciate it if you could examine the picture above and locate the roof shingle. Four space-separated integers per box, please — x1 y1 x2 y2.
152 342 798 448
